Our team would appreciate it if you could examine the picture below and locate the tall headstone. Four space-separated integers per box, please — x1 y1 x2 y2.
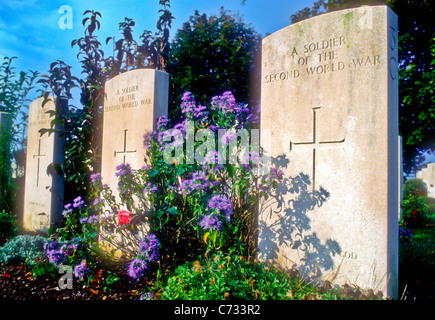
259 6 398 298
416 163 435 198
23 97 65 232
101 69 168 203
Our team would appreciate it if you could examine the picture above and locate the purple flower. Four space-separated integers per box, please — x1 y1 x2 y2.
87 215 99 225
73 196 85 208
44 240 76 267
199 214 222 231
145 182 158 194
143 131 156 149
140 292 154 300
74 260 88 281
138 234 160 263
181 92 209 122
128 258 148 279
116 163 132 177
157 115 170 131
208 194 233 222
90 173 101 184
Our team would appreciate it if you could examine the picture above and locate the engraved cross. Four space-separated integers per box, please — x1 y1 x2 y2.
33 139 46 187
114 129 137 164
289 107 345 194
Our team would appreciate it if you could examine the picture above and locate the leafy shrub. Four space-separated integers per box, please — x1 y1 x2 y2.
160 250 306 300
399 226 413 245
90 91 273 270
0 235 46 266
402 178 430 227
403 178 428 197
0 210 17 246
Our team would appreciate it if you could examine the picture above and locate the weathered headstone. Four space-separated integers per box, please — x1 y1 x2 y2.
101 69 169 202
23 97 65 232
259 6 399 298
416 163 435 198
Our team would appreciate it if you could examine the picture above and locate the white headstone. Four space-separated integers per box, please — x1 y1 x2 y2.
259 6 398 298
416 163 435 198
101 69 169 202
23 97 65 232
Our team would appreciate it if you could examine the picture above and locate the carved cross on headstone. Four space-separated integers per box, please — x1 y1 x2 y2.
289 107 345 194
114 129 137 164
33 139 46 187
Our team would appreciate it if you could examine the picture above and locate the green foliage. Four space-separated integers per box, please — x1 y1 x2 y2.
0 57 38 211
0 210 17 246
402 179 430 228
399 227 435 299
159 250 312 300
167 8 262 118
30 258 58 279
0 235 46 266
403 178 428 197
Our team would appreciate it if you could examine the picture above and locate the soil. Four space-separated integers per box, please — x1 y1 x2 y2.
0 262 152 300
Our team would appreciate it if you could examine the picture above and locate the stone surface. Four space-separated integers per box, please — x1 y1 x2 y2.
416 163 435 198
101 69 169 202
23 97 65 232
259 6 398 298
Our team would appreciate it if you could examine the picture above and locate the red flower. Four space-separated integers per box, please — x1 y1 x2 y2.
118 210 132 225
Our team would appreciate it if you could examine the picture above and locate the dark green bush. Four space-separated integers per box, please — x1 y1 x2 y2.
403 178 428 197
160 250 313 300
0 210 17 246
402 178 430 228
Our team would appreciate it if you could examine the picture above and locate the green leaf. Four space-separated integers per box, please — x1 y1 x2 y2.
150 169 159 177
227 164 235 178
167 206 178 215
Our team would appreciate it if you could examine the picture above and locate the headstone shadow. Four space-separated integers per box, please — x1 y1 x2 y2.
258 154 341 282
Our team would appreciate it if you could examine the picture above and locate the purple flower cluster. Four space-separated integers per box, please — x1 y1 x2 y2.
74 260 88 281
181 92 209 123
127 234 160 280
259 167 285 193
139 234 160 263
143 131 156 149
399 227 413 245
179 171 220 195
128 258 148 279
90 173 101 184
144 182 158 195
116 163 132 177
210 91 260 129
199 214 222 231
157 115 170 131
208 195 233 222
62 197 86 217
79 215 98 225
199 194 233 231
139 292 154 300
73 196 85 208
44 239 78 267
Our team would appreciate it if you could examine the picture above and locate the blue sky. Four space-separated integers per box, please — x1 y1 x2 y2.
0 0 314 102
